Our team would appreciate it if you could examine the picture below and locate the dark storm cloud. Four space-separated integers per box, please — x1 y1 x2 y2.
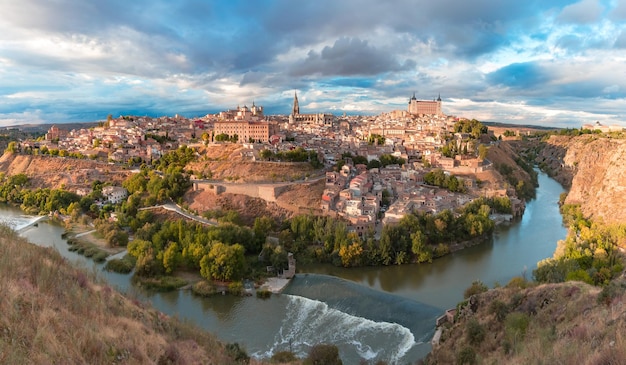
289 37 415 77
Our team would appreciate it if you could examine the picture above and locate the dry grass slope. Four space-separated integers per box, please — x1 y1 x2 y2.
187 144 317 183
427 280 626 365
0 225 270 365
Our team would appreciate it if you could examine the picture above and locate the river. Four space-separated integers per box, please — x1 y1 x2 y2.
0 170 566 364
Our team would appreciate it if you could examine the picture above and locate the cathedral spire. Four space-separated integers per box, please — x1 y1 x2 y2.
292 90 300 115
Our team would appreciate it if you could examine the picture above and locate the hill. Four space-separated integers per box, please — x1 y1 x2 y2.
425 279 626 364
0 226 265 364
187 144 318 183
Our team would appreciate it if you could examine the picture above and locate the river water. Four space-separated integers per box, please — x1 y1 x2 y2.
0 170 566 364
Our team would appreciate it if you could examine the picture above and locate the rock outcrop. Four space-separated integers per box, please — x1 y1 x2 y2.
538 135 626 224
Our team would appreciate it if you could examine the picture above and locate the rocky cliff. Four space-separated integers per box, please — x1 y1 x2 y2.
0 153 131 189
537 135 626 224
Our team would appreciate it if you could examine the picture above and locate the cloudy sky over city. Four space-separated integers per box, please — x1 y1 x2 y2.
1 0 625 127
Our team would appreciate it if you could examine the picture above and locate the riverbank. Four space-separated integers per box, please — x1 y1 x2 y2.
64 221 125 254
260 277 292 293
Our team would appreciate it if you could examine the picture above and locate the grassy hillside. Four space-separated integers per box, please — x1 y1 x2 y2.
0 225 262 364
426 278 626 365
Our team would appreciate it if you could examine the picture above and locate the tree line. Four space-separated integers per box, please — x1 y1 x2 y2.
259 147 323 168
279 197 510 267
534 203 624 287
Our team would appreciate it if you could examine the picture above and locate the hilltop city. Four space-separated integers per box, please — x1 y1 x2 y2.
5 92 535 240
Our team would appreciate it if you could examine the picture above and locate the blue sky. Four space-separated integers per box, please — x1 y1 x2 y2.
1 0 626 127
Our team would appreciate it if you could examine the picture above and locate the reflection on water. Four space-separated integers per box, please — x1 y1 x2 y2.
0 169 567 364
299 170 568 310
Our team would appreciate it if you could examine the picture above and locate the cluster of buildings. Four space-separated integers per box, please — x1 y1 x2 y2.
32 116 196 163
320 153 488 237
16 91 528 233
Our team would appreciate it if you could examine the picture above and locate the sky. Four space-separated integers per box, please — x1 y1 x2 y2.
1 0 626 128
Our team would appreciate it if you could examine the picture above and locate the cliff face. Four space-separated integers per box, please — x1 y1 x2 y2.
0 153 131 189
538 135 626 224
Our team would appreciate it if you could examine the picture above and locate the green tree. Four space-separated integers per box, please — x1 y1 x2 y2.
135 247 164 277
181 242 206 269
162 242 181 274
253 216 274 246
5 141 18 153
478 144 488 159
411 230 432 263
260 149 273 160
200 243 246 282
338 234 364 267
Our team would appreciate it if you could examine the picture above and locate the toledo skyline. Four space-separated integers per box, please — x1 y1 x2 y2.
1 0 625 127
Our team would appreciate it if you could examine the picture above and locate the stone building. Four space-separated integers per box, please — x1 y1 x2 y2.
214 102 279 142
102 186 128 205
408 93 443 116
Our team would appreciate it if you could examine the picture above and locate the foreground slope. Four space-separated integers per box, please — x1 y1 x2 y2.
0 225 260 364
427 280 626 364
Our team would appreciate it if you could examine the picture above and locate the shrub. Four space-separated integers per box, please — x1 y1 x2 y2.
505 312 530 343
228 281 244 296
464 280 488 299
104 255 136 274
132 275 187 291
456 346 476 365
304 344 342 365
271 351 298 363
93 251 109 263
466 318 485 345
225 343 250 364
506 276 529 289
508 292 524 309
191 280 217 297
566 269 593 285
489 299 509 322
157 343 181 365
597 280 626 305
